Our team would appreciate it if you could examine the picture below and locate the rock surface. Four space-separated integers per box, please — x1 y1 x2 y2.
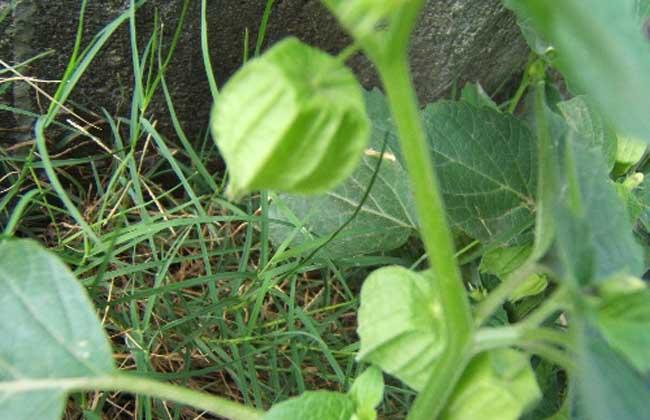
0 0 529 142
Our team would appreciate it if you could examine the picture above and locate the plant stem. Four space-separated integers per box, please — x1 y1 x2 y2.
473 325 571 355
519 286 568 329
1 374 264 420
379 55 473 420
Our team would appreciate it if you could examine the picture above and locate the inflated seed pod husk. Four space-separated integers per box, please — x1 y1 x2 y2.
441 349 541 420
356 267 448 391
211 37 370 200
322 0 424 48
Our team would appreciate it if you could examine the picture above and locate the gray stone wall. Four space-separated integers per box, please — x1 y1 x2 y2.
0 0 529 142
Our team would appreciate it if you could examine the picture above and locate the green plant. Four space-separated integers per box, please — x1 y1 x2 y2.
3 0 650 419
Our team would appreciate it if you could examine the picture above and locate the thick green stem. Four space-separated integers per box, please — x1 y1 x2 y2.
1 374 263 420
379 56 474 420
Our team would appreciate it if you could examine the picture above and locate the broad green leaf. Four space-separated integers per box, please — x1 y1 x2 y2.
363 88 402 162
349 367 384 420
0 240 115 420
460 83 499 111
480 245 548 302
268 144 416 259
481 245 532 277
597 286 650 372
212 37 369 200
357 267 447 391
554 131 643 285
263 391 355 420
574 323 650 420
557 96 617 170
441 349 541 420
422 101 537 245
504 0 650 142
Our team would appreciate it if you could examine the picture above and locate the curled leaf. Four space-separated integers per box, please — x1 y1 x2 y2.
212 37 369 200
349 367 384 420
614 135 647 176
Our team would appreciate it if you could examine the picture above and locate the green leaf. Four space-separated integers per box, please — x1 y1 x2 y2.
480 245 548 302
441 349 542 420
268 145 416 259
522 359 566 420
597 286 650 372
460 83 499 111
363 88 402 162
349 367 384 420
574 323 650 420
264 391 355 420
516 15 554 56
557 96 617 170
357 267 447 391
421 101 537 245
614 135 647 177
505 0 650 142
481 245 532 277
0 240 115 420
211 37 369 200
554 132 644 285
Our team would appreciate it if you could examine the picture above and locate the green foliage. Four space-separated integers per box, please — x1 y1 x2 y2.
557 96 617 169
505 0 650 142
460 83 500 111
321 0 426 62
263 391 356 420
614 135 647 176
357 267 447 391
8 1 650 419
264 367 384 420
554 131 643 285
211 37 369 200
575 325 650 420
0 240 115 420
596 284 650 372
480 245 548 302
422 102 537 245
348 367 385 420
268 140 416 259
441 350 541 420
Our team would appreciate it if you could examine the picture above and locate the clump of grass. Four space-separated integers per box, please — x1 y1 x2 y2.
0 1 414 418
